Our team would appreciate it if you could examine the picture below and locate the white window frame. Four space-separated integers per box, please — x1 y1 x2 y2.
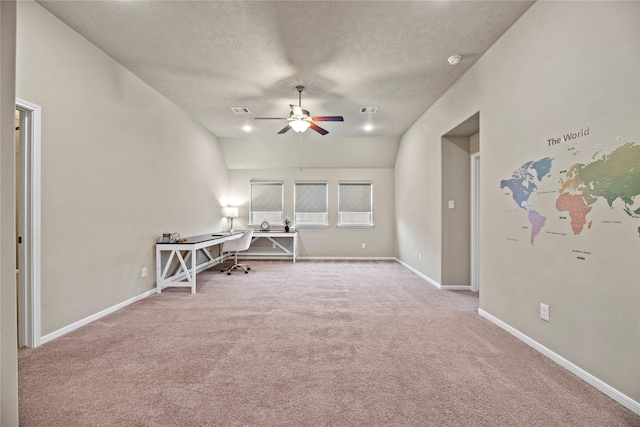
249 180 284 225
337 181 374 228
294 181 329 228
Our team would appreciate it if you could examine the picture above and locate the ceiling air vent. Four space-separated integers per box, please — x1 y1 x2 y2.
359 107 378 114
231 107 251 114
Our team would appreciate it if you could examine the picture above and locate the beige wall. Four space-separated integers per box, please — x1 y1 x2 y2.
441 136 471 286
16 2 229 336
1 1 18 424
229 168 394 258
396 1 640 402
469 132 479 155
221 135 400 169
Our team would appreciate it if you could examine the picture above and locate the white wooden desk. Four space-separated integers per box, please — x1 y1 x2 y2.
155 232 241 294
239 230 298 262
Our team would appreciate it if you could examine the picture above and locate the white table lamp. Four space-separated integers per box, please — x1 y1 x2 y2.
225 206 239 232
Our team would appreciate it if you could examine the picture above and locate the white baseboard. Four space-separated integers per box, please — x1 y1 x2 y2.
40 288 157 345
237 255 293 261
441 285 472 291
395 259 472 291
478 308 640 416
298 256 396 261
394 258 442 289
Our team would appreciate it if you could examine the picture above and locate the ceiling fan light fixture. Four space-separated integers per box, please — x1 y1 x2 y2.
290 120 311 133
254 86 342 135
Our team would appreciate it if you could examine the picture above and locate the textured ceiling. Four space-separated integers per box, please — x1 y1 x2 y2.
36 0 533 168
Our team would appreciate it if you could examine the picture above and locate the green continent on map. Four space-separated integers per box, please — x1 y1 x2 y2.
557 139 640 235
559 140 640 214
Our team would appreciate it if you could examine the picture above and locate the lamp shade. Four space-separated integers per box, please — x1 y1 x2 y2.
289 119 311 133
225 206 238 218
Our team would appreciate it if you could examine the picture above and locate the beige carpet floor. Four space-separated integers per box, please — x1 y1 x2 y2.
18 260 640 426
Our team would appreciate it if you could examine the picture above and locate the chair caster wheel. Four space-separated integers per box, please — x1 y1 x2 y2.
221 269 225 272
227 272 231 275
244 270 248 274
247 267 251 271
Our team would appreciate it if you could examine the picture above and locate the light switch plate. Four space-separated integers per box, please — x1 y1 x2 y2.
540 303 550 321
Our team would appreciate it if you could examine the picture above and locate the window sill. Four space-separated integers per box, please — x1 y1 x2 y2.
336 224 374 229
294 224 329 229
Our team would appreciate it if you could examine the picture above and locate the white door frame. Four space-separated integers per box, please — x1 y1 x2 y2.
16 98 41 348
471 152 480 292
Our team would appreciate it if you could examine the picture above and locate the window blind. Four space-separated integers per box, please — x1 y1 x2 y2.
294 182 328 226
250 181 283 224
338 182 373 226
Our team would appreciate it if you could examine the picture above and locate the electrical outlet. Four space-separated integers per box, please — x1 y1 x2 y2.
414 252 418 259
540 303 550 321
141 267 147 278
418 253 422 261
361 243 366 249
448 200 455 209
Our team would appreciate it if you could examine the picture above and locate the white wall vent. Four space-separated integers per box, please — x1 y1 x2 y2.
231 107 251 114
359 107 378 114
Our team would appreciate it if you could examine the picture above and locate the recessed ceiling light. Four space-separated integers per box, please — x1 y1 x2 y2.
231 107 251 114
242 125 252 132
448 55 462 65
364 124 373 131
360 107 378 114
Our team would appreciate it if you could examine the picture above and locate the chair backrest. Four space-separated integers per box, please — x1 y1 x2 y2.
221 228 254 252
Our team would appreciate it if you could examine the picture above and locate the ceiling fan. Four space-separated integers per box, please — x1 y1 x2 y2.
254 86 343 135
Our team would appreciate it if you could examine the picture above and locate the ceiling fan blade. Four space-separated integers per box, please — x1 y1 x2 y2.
290 104 304 116
254 117 289 120
312 116 344 122
277 125 292 134
309 122 329 135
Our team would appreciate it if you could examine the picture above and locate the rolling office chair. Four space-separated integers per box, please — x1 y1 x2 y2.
220 228 253 275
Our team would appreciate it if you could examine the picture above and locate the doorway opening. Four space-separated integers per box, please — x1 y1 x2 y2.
440 112 479 291
16 98 42 348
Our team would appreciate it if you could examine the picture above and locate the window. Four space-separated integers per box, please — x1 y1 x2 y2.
250 181 283 225
338 181 373 227
294 181 328 227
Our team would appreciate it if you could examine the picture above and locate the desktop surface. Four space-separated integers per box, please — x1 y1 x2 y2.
157 231 241 245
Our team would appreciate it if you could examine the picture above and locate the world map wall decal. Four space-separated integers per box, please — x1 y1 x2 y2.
500 136 640 246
